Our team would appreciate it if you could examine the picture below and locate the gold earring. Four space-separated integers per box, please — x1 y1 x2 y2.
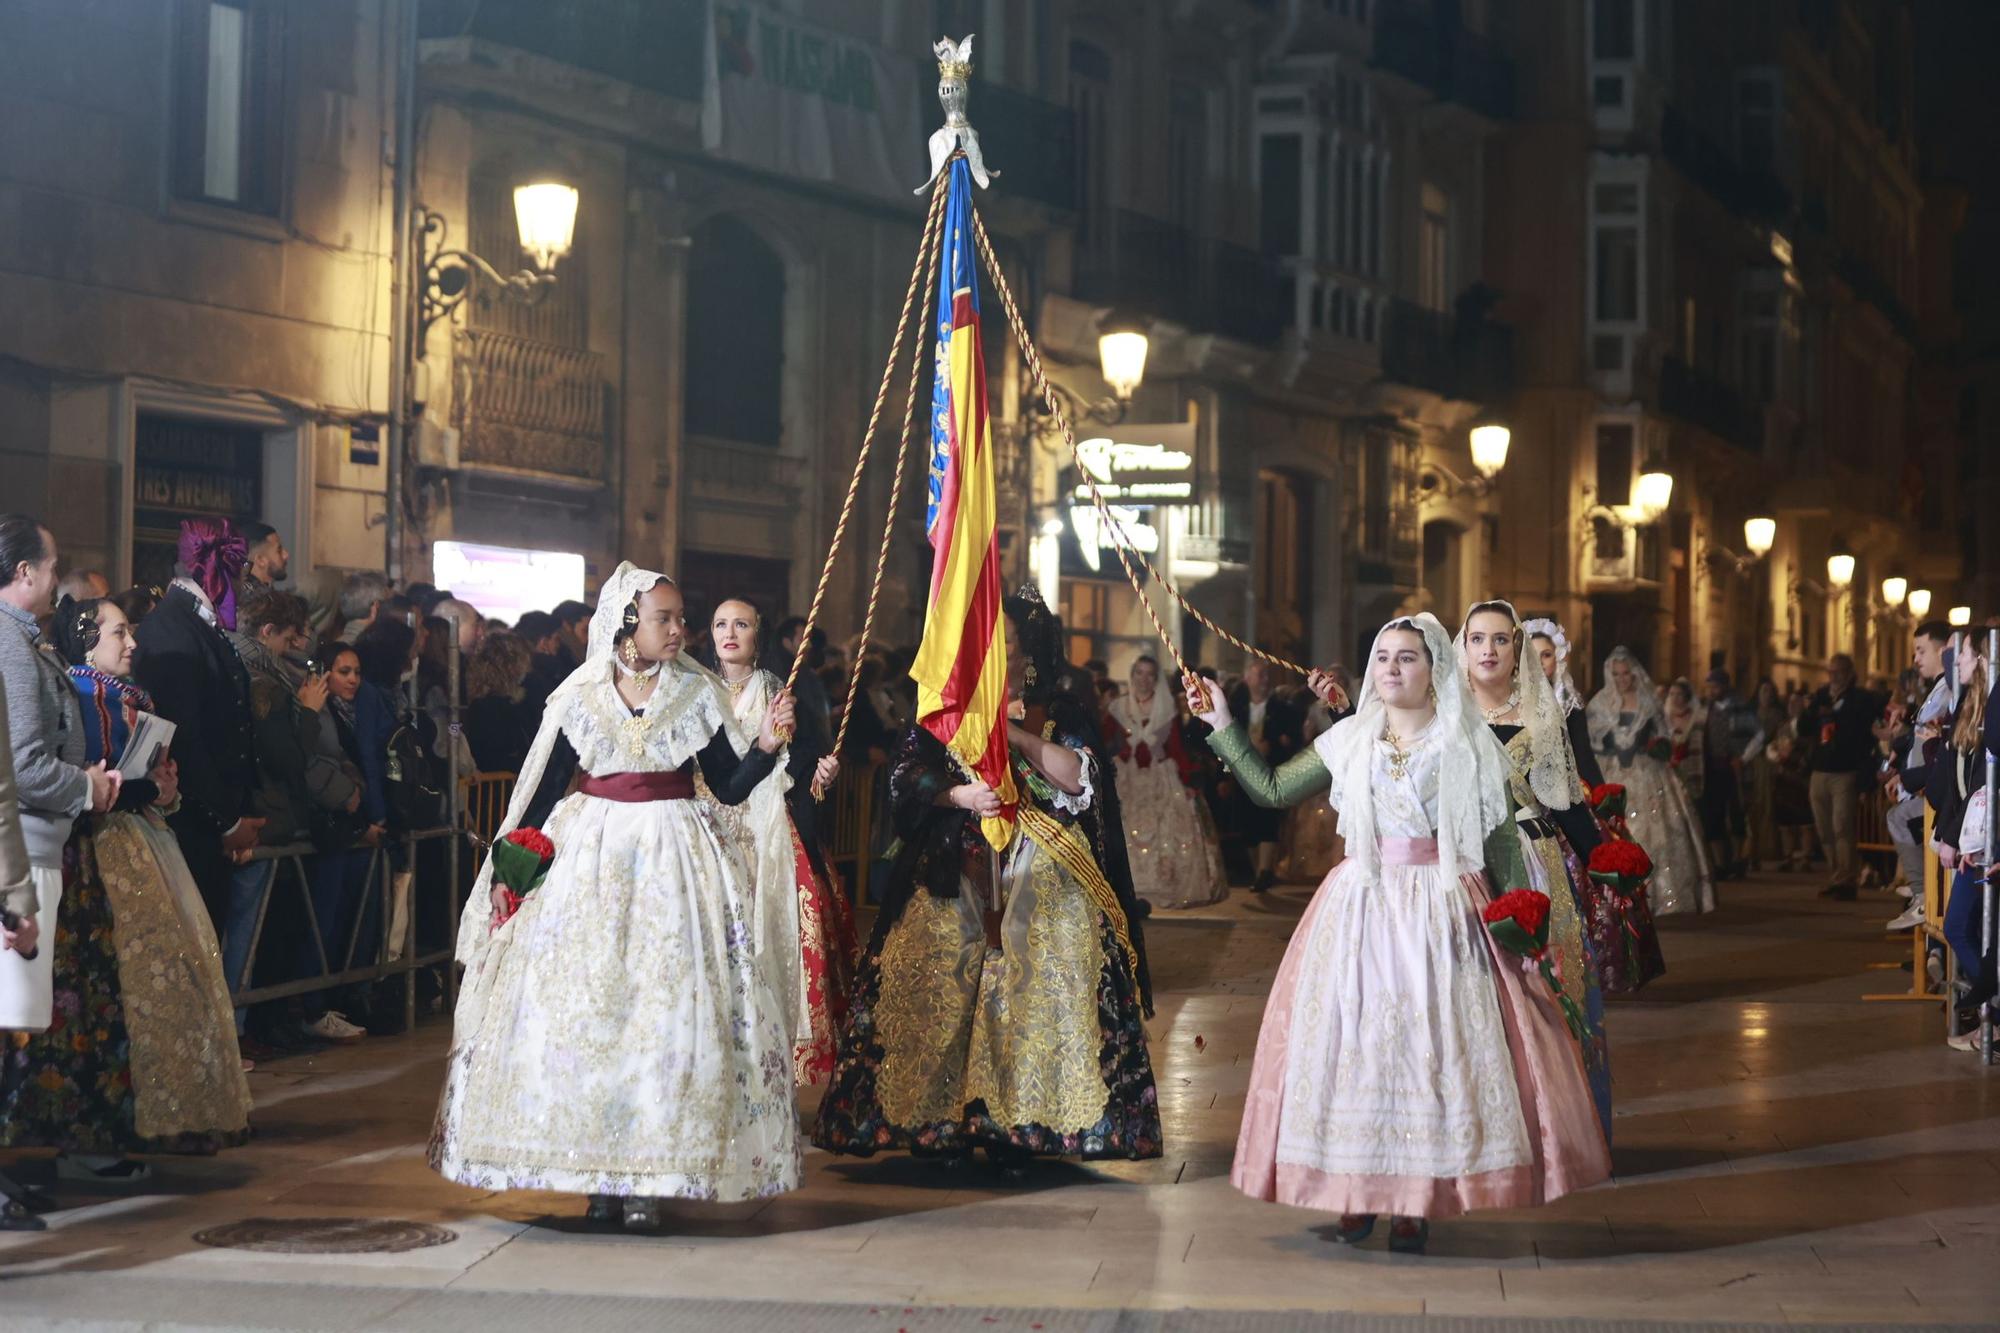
620 638 640 666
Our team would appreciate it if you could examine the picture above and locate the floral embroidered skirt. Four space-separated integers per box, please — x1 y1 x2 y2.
791 823 857 1087
0 824 249 1154
812 840 1161 1161
430 791 800 1201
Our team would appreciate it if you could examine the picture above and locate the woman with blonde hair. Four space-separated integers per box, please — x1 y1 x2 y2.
1929 634 1991 1050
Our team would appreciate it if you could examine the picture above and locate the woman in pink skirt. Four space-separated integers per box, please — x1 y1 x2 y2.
1189 613 1609 1253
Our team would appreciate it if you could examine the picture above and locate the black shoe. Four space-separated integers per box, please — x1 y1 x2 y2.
1252 871 1276 894
1 1198 46 1232
1818 883 1857 901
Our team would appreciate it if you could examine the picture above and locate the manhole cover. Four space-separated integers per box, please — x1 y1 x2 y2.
192 1217 458 1254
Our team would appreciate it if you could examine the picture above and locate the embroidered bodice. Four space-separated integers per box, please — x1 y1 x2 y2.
1371 720 1443 839
559 666 733 776
1110 692 1176 750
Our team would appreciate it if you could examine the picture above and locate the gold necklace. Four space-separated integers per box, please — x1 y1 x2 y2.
1382 721 1413 780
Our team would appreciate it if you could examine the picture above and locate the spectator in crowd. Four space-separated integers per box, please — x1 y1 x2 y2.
1930 635 1992 1049
1800 652 1883 900
111 584 160 627
1227 658 1303 892
56 569 110 603
552 599 592 672
514 609 568 719
239 521 290 594
463 632 534 773
1701 668 1762 881
0 516 126 1179
295 568 346 652
339 570 390 643
1744 677 1787 868
132 520 266 932
227 586 372 1049
434 598 485 658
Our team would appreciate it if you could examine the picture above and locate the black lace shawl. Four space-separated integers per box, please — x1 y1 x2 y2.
872 700 1153 1014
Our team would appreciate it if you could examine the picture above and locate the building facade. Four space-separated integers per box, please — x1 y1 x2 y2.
1484 0 1959 696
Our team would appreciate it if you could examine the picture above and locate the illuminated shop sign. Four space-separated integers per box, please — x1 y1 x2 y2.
1070 425 1196 503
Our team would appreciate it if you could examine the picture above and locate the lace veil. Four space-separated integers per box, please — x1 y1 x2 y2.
454 562 747 966
1520 616 1583 715
1457 600 1579 811
1314 612 1513 879
1585 645 1665 746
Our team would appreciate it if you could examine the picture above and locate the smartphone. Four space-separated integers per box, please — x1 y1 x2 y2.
302 659 325 678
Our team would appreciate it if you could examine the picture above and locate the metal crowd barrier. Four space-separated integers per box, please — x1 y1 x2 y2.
227 613 467 1031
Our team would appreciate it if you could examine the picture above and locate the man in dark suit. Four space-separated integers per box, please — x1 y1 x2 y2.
133 521 265 936
1227 658 1303 892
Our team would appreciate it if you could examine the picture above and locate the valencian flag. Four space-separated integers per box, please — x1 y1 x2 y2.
913 155 1017 848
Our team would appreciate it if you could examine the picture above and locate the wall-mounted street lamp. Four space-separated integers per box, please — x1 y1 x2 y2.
1743 516 1776 558
1033 311 1152 429
1422 418 1512 502
416 179 580 348
1706 513 1777 575
1633 462 1674 525
1826 552 1856 591
1469 421 1511 481
1949 605 1972 627
1907 587 1932 618
1880 575 1908 608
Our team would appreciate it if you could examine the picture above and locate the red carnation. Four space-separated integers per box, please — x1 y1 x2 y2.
1482 889 1550 949
1588 838 1652 899
503 828 555 861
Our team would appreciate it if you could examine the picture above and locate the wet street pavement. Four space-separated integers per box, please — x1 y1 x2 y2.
2 868 1996 1329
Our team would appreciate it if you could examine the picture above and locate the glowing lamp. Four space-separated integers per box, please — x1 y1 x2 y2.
1469 423 1511 480
1097 313 1150 402
1881 576 1908 608
1825 553 1855 590
1634 468 1673 523
1742 516 1775 558
1907 588 1932 617
514 182 580 270
1948 606 1971 627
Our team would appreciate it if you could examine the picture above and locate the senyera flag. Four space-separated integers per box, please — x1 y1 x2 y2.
912 155 1017 848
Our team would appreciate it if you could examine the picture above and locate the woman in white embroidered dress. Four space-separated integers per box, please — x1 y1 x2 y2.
1586 648 1716 916
430 565 802 1229
1191 615 1609 1254
1107 654 1227 909
704 598 852 1086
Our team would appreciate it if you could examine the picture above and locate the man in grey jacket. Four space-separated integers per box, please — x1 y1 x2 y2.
0 515 118 937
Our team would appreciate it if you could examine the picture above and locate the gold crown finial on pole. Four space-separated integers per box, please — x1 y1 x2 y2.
935 35 972 82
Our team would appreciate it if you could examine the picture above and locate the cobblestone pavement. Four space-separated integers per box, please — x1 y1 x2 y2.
2 869 1996 1329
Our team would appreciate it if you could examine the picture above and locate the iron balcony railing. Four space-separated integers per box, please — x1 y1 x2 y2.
1370 7 1516 121
1659 356 1765 453
1074 211 1292 345
420 0 706 102
1379 298 1515 404
452 328 611 481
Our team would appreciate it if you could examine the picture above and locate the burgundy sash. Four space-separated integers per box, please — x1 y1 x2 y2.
576 770 694 803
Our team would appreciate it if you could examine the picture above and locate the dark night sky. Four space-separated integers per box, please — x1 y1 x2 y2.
1915 0 2000 353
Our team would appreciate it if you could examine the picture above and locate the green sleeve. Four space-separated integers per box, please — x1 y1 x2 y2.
1481 813 1531 890
1206 722 1331 809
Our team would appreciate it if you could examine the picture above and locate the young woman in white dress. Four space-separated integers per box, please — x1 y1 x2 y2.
1191 615 1610 1253
430 565 802 1229
1586 648 1716 916
1107 654 1227 909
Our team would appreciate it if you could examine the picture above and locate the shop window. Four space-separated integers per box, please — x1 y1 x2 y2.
133 414 264 591
172 0 285 215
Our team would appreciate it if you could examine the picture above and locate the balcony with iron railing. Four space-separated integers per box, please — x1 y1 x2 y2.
419 0 706 102
1074 211 1293 345
1658 355 1764 453
1378 298 1515 404
451 328 610 481
1370 7 1515 121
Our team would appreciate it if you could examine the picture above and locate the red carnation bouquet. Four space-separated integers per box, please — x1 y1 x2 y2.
1587 783 1628 820
492 827 555 925
1481 888 1588 1045
1645 736 1673 763
1587 838 1654 983
1588 839 1653 895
